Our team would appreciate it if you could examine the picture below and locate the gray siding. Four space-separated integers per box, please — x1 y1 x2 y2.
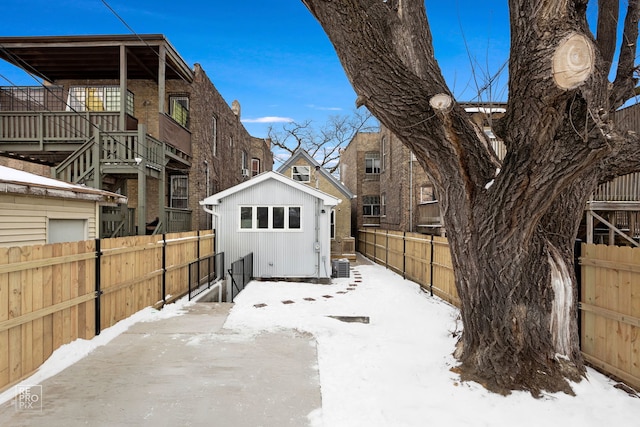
213 179 333 278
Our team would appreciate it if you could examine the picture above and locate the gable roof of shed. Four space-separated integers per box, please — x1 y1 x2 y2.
277 148 354 199
200 171 340 206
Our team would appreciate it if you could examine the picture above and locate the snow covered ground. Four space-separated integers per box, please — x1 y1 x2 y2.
2 255 639 426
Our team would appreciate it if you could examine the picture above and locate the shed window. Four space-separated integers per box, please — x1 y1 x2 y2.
273 207 285 229
257 206 269 229
48 219 87 243
289 207 301 229
239 206 302 231
330 209 335 239
240 207 253 229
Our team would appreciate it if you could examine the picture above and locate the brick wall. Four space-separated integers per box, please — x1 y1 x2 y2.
340 132 381 234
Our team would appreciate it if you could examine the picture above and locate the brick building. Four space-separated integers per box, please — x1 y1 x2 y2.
278 148 355 259
0 34 272 237
340 127 442 238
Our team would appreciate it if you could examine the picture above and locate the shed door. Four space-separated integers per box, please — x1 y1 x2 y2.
48 219 87 243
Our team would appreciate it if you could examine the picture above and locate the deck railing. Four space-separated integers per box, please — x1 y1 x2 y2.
0 111 122 144
165 208 192 233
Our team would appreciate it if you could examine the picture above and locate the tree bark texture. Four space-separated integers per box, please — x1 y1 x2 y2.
302 0 640 395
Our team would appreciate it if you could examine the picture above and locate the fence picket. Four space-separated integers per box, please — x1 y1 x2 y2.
358 230 640 390
0 230 216 392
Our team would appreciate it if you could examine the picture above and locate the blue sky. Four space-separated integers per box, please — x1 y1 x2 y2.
1 1 512 138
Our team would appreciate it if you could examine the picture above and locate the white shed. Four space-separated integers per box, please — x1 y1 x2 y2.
200 171 339 280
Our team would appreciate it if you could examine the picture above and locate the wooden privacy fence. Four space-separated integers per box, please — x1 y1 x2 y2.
580 243 640 390
358 229 640 390
358 229 459 306
0 230 215 392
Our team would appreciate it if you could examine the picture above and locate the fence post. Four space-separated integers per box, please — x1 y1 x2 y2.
574 239 582 347
162 233 167 305
429 235 434 297
94 238 102 336
197 230 201 291
403 231 407 279
373 229 377 263
386 230 389 269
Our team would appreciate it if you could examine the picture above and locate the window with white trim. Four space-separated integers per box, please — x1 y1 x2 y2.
239 206 302 230
362 195 380 216
251 158 260 176
381 136 388 171
291 166 310 182
330 209 335 239
420 185 435 203
381 193 387 216
365 152 380 174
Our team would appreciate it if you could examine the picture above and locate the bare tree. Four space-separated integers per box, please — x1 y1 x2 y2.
301 0 640 395
268 108 377 172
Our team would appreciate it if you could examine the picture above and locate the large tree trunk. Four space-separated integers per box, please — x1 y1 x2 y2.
301 0 640 395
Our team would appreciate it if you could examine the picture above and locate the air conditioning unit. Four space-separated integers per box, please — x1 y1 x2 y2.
332 259 350 278
241 168 250 177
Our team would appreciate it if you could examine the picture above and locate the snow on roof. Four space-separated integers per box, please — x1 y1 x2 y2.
0 165 127 204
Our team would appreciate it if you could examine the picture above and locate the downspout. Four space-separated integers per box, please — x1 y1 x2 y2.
204 161 211 229
315 198 321 279
202 205 220 254
409 152 414 233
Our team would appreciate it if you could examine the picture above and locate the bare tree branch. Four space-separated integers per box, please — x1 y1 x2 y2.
268 109 377 170
596 0 620 74
611 0 640 108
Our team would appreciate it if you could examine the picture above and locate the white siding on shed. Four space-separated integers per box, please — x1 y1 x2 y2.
210 176 335 279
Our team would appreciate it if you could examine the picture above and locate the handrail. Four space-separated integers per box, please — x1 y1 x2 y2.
52 135 96 182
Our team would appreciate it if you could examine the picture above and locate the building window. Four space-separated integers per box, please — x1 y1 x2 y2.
169 94 189 128
67 86 134 115
362 195 380 216
381 136 388 171
381 193 386 216
420 185 435 203
251 158 260 176
170 175 188 209
239 206 302 231
241 151 248 176
292 166 311 182
330 209 335 239
212 116 218 157
365 152 380 174
48 218 87 243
